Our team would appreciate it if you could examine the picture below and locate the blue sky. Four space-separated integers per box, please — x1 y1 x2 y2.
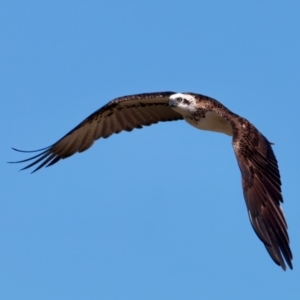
1 1 300 299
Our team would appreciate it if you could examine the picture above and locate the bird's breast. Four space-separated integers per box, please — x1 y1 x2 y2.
184 111 233 136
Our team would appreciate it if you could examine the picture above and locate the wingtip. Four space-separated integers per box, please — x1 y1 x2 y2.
9 146 55 172
286 260 293 270
11 146 51 153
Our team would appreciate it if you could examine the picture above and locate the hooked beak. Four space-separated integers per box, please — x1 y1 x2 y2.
169 98 177 107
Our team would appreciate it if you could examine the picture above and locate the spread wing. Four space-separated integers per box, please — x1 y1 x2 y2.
232 119 292 270
10 91 183 172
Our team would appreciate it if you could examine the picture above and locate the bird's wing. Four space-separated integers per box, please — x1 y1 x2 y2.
232 119 292 270
10 91 183 172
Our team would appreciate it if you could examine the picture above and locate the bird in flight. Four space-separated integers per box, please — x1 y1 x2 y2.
10 91 293 270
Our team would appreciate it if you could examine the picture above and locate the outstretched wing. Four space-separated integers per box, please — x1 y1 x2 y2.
10 91 183 172
232 119 292 270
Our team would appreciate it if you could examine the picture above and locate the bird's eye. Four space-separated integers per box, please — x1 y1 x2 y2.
177 97 183 102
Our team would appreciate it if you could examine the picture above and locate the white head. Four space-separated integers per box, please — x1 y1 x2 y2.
169 93 197 114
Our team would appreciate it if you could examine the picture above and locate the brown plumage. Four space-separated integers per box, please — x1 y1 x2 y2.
11 92 182 172
10 91 292 270
232 118 292 270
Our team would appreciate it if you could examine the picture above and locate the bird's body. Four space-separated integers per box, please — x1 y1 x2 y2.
170 93 234 135
11 91 293 270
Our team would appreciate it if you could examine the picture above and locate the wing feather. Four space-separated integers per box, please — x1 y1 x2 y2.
10 92 182 172
232 119 292 270
128 107 149 125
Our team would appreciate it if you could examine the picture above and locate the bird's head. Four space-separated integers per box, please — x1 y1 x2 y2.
169 93 197 114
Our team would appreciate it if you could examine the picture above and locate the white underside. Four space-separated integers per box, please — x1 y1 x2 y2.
184 111 233 136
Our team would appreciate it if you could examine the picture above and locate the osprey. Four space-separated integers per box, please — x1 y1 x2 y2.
11 91 292 270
